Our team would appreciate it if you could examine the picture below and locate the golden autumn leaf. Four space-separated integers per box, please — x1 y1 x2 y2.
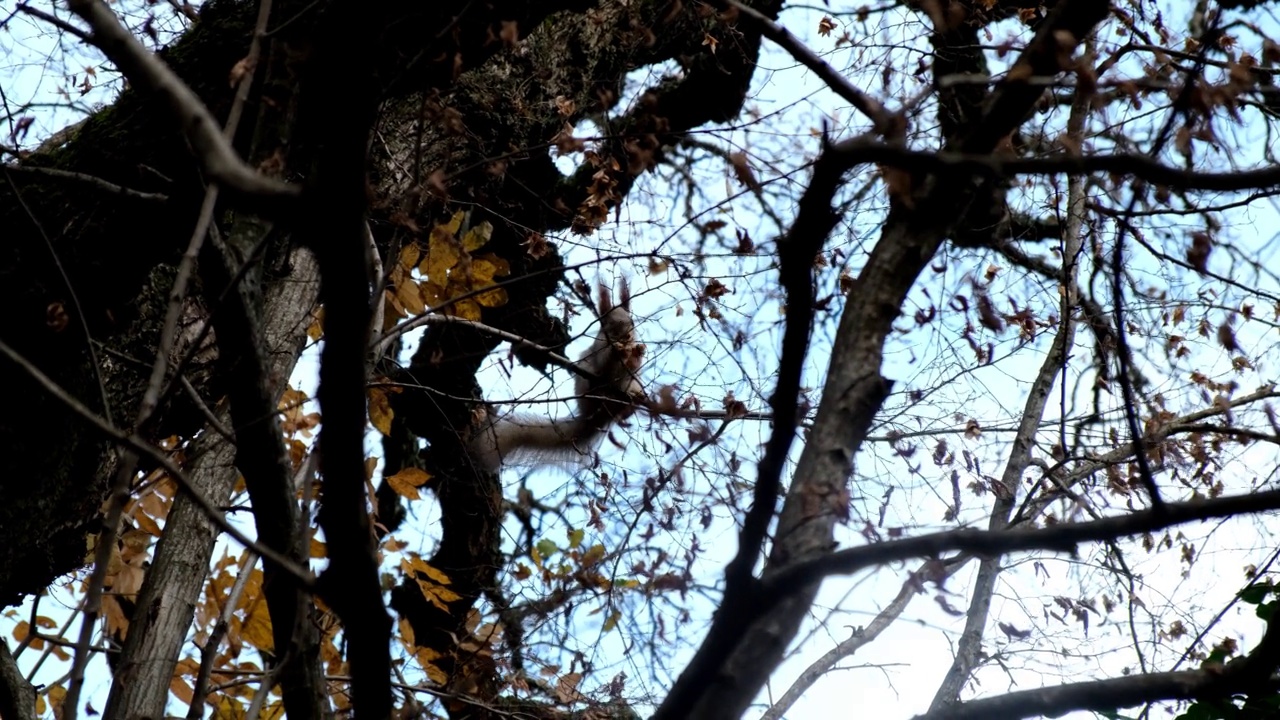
309 535 327 559
461 220 494 251
140 490 170 524
475 287 508 308
581 544 606 568
387 467 432 500
383 289 407 322
602 610 622 632
367 387 395 435
416 647 449 685
454 298 482 321
134 511 163 537
555 672 586 703
398 617 416 648
395 279 426 315
170 673 195 704
422 235 462 283
402 555 463 612
398 242 421 270
214 695 246 720
421 281 447 308
46 684 66 716
102 595 130 639
442 210 465 235
470 257 501 283
403 554 449 584
242 599 274 653
306 307 324 341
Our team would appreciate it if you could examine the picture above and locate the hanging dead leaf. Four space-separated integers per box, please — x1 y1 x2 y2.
387 467 432 500
368 388 395 435
555 672 587 703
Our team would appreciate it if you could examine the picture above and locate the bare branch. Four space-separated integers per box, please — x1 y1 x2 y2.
722 0 898 136
766 484 1280 595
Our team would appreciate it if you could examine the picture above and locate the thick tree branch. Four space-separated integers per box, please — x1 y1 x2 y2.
61 0 297 204
829 141 1280 192
0 641 36 720
916 608 1280 720
766 485 1280 595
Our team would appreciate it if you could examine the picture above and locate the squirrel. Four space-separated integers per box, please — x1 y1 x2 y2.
469 280 645 471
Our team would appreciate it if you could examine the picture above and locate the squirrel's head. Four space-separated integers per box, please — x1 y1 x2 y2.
596 279 635 343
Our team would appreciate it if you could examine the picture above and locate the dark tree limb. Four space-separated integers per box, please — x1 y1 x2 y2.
63 0 298 204
0 641 36 720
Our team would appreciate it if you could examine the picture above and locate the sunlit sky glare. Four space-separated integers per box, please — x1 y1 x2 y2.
4 1 1280 719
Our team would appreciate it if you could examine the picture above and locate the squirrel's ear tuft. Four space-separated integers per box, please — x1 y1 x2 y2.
597 283 613 315
618 278 631 310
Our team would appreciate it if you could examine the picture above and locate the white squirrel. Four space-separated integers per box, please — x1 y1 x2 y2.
469 281 645 471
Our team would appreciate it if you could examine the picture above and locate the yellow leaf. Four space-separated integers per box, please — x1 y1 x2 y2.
396 280 425 316
399 617 416 648
387 468 432 501
461 220 494 251
423 238 462 283
170 673 195 704
135 511 163 537
102 595 129 639
242 597 275 653
582 544 606 567
384 289 406 320
470 258 499 283
36 694 45 716
368 388 394 436
420 281 446 308
398 243 421 270
475 287 509 308
453 298 482 321
403 555 451 584
214 695 246 720
309 535 327 559
412 569 462 612
476 253 510 277
306 308 323 341
47 684 66 716
602 610 621 633
11 621 28 642
443 210 465 235
416 647 449 685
